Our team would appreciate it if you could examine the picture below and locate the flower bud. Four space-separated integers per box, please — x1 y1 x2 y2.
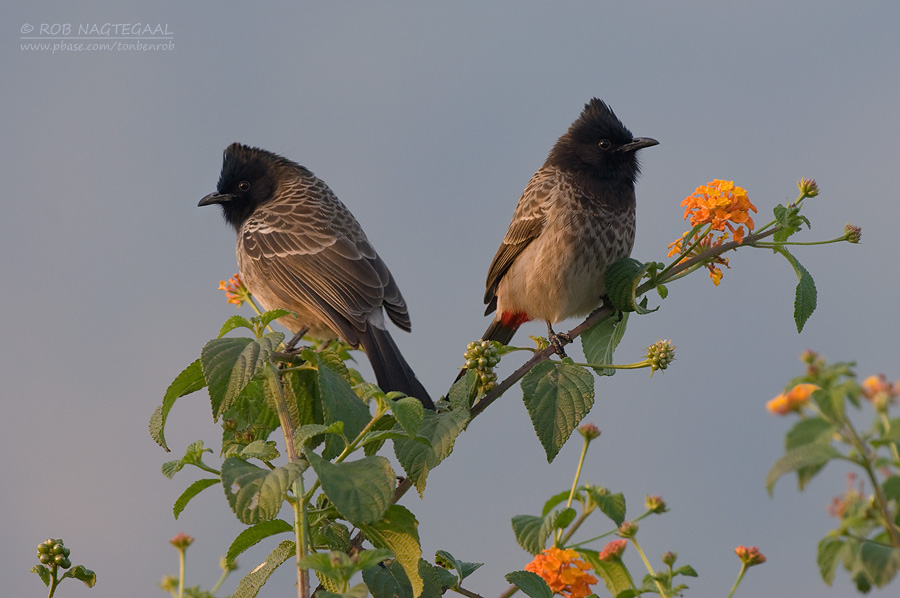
797 178 819 198
578 423 601 441
598 539 627 561
617 521 638 539
169 532 194 550
662 551 677 566
735 545 766 566
646 340 676 375
844 223 861 244
645 495 667 514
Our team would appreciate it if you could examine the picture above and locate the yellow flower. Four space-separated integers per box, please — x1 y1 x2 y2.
766 383 819 415
525 547 598 598
218 273 249 307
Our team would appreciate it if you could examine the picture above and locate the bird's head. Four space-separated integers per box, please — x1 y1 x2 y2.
547 98 658 183
198 143 280 231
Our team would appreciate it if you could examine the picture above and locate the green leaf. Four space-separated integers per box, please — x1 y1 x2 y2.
359 505 423 597
60 565 97 588
581 312 630 376
766 443 844 494
255 308 294 331
363 559 414 598
882 476 900 504
226 519 293 564
306 451 395 526
579 549 634 596
151 359 206 450
293 424 334 449
434 550 483 585
521 360 594 462
201 337 254 420
220 333 284 418
604 258 657 314
394 407 469 495
785 417 835 488
174 478 219 519
221 457 306 524
232 540 295 598
505 570 552 598
510 513 555 555
817 536 845 586
859 540 900 588
777 248 817 333
219 315 255 338
584 486 627 526
30 565 51 587
391 397 426 436
541 489 573 517
317 355 372 459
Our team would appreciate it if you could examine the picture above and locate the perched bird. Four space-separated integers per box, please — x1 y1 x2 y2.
199 143 434 409
482 99 657 349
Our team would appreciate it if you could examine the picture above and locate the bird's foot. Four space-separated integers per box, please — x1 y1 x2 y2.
546 324 571 358
284 327 310 353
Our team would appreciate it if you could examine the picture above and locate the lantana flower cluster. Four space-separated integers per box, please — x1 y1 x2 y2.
524 547 598 598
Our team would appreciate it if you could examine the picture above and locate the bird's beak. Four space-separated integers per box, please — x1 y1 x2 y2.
198 192 234 207
618 137 659 153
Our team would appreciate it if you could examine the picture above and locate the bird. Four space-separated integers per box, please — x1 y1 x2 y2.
199 143 434 409
481 98 657 351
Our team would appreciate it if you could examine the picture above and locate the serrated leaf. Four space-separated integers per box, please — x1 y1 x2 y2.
394 407 469 495
505 570 553 598
174 478 219 519
161 459 183 479
293 424 331 449
605 258 653 313
220 333 284 419
766 443 844 494
306 451 395 526
30 565 51 587
219 315 255 338
579 549 634 596
315 520 352 552
676 565 699 577
391 397 426 436
317 356 372 459
434 550 483 586
226 519 293 563
363 559 414 598
778 248 817 333
583 487 627 526
785 417 835 487
202 337 254 420
818 536 845 585
359 505 423 597
582 312 629 376
221 457 307 524
521 361 594 462
255 308 294 331
541 490 573 517
859 540 900 587
151 359 206 450
232 540 295 598
61 565 97 587
240 440 280 461
882 476 900 504
510 514 555 555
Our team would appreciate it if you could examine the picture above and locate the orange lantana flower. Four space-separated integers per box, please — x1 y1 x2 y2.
766 383 819 415
682 180 757 242
734 545 766 566
668 231 730 286
218 273 249 307
525 547 598 598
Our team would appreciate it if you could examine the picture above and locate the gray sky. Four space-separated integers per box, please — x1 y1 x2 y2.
4 1 900 597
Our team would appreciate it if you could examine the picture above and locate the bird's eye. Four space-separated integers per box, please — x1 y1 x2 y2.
598 139 611 150
238 180 251 192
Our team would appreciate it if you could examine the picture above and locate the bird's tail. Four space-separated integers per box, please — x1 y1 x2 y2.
481 318 519 346
360 326 434 410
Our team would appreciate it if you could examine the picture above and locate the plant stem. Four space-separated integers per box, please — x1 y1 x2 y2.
177 548 185 598
496 584 519 598
454 586 486 598
264 364 308 598
556 437 591 544
558 509 592 546
47 569 59 598
630 537 666 597
880 413 900 465
726 563 747 598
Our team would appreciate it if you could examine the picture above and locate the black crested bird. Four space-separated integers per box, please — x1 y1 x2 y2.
199 143 434 409
482 99 657 349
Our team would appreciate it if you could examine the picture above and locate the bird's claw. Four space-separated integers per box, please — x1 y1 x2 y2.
549 331 572 358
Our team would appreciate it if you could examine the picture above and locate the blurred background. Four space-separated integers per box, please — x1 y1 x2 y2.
3 1 899 596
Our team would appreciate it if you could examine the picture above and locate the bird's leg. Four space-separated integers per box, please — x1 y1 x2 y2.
284 326 309 353
546 321 571 358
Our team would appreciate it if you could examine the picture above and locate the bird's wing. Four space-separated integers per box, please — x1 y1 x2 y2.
483 167 558 310
239 179 410 344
